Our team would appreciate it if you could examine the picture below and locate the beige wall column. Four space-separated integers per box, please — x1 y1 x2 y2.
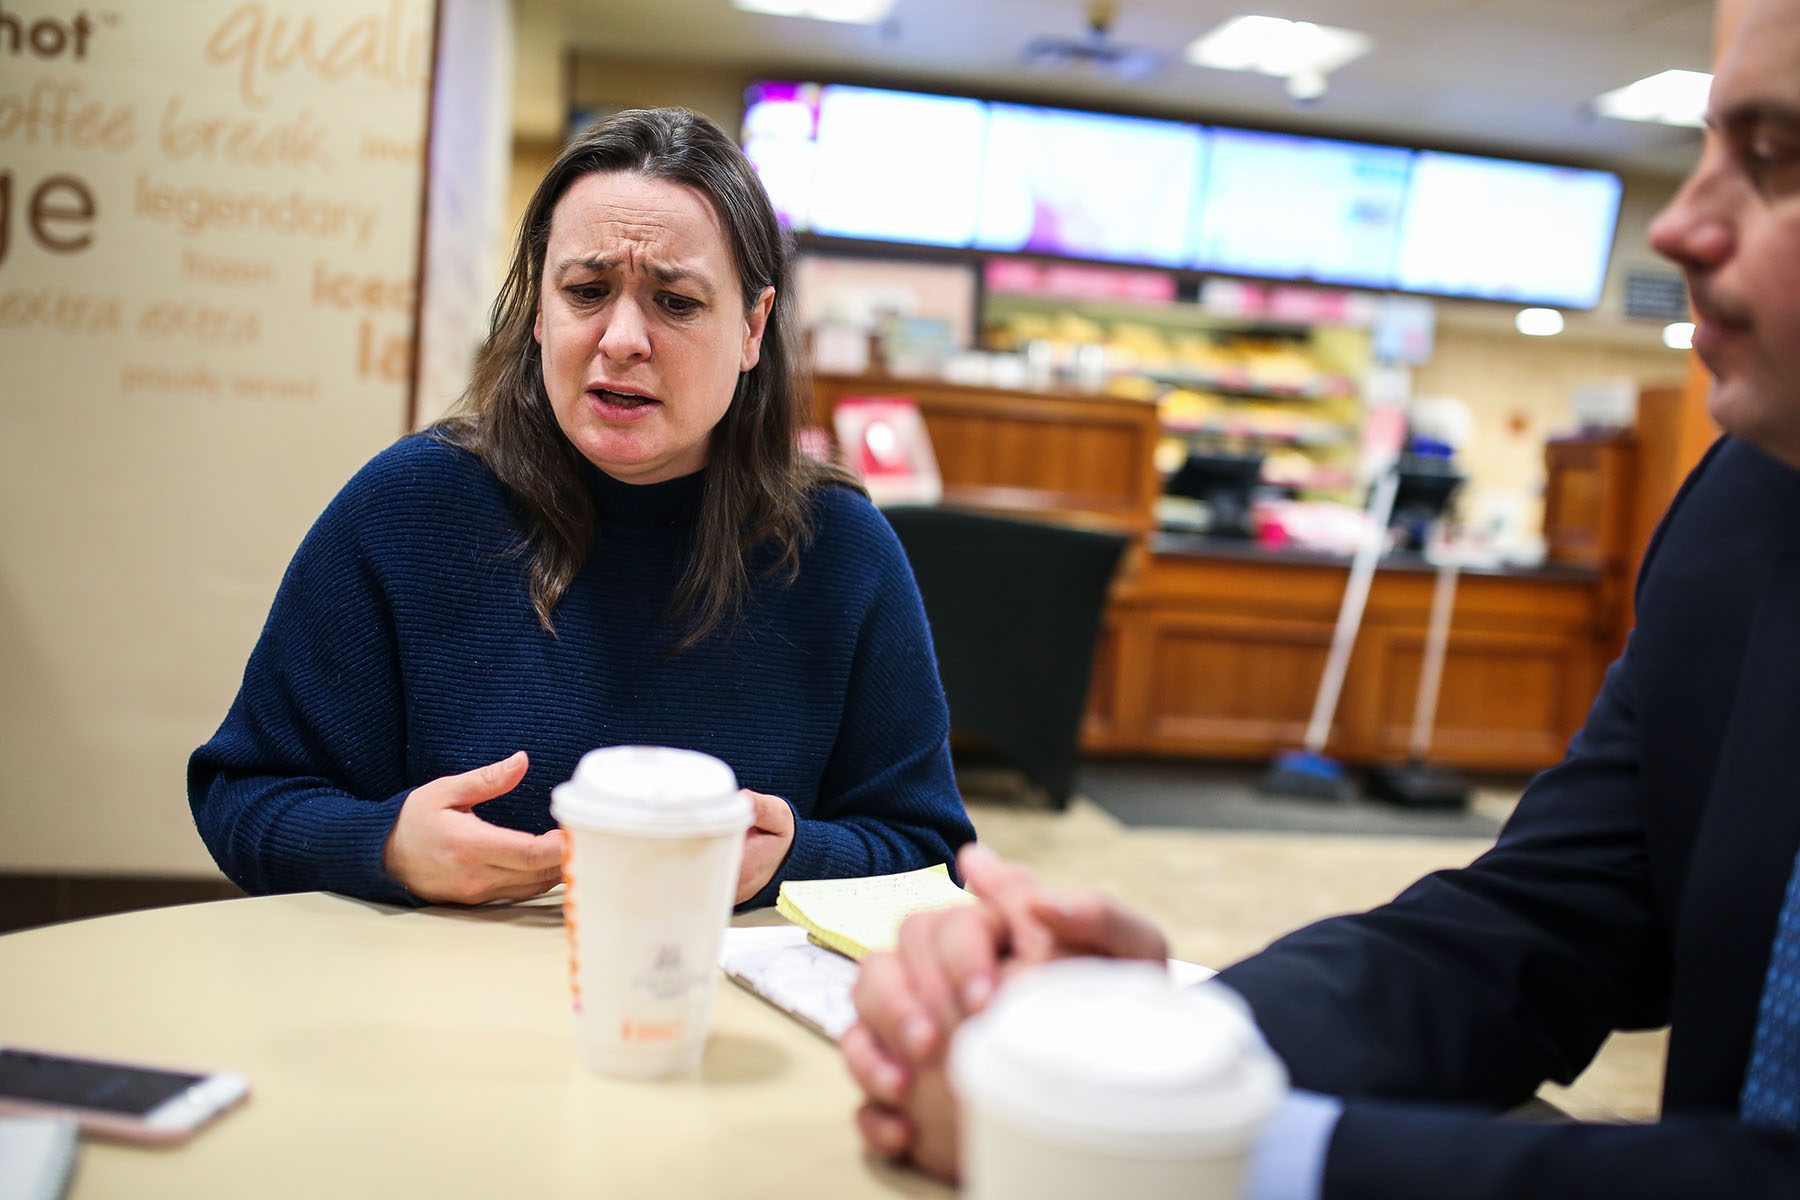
415 0 515 426
506 0 567 238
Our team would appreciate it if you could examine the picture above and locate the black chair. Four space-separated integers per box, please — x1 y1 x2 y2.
883 506 1128 810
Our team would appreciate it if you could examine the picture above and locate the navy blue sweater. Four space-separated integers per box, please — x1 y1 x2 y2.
189 434 974 907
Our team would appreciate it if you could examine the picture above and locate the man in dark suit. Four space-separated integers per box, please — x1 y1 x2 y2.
841 1 1800 1194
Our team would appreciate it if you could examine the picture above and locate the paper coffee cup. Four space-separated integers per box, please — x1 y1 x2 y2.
950 959 1287 1199
550 746 751 1079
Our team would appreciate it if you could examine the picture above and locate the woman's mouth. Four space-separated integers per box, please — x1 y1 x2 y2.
587 387 660 418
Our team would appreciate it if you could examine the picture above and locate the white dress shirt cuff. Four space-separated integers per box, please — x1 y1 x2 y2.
1243 1088 1342 1200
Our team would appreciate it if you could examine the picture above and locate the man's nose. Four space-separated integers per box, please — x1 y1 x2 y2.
1648 152 1737 272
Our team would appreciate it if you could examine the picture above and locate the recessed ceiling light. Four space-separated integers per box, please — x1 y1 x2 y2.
734 0 896 24
1662 321 1696 350
1186 15 1372 81
1515 308 1564 337
1595 69 1711 128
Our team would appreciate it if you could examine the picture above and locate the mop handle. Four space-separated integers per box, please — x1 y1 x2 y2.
1410 552 1461 760
1303 469 1399 754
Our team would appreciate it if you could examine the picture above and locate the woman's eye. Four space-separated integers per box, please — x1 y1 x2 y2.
566 284 606 304
661 294 701 316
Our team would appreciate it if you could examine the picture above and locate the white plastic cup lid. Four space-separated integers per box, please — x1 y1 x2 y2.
950 959 1287 1157
550 745 748 838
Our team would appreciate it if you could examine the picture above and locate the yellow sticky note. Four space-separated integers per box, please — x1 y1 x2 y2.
775 864 976 961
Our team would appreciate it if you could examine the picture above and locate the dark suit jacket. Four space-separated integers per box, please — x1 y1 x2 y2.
1219 437 1800 1198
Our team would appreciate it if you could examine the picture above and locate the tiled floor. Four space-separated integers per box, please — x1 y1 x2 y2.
963 782 1667 1122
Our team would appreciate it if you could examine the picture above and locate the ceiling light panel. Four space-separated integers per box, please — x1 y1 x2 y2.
1186 15 1372 78
1594 69 1711 127
1515 307 1565 337
734 0 896 24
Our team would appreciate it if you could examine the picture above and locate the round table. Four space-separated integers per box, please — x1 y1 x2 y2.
0 893 947 1198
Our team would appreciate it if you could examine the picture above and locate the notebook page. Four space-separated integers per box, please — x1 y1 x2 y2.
776 864 977 960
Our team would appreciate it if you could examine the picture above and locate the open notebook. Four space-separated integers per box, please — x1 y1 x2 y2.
722 865 1215 1041
774 863 975 960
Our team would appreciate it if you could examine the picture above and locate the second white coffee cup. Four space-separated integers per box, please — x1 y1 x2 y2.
950 958 1287 1199
550 745 750 1079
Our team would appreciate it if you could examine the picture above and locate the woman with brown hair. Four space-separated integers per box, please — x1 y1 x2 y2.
189 107 974 908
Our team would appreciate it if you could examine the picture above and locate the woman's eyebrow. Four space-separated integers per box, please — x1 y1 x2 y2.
552 254 717 298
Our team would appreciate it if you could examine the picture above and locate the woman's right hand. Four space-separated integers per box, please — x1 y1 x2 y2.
381 751 566 904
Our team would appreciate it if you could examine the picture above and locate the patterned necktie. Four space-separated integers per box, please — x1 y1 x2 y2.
1741 847 1800 1131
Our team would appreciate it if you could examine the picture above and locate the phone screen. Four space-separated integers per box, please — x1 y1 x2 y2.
0 1049 204 1115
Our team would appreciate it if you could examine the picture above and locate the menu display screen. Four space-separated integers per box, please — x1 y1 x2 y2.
740 81 821 232
1395 151 1622 309
1196 129 1412 288
974 104 1208 268
741 82 1624 309
743 82 987 247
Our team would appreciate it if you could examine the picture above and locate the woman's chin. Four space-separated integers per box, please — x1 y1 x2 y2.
575 437 705 486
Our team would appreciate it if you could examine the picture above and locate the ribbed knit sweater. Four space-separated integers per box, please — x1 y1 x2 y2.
188 434 974 908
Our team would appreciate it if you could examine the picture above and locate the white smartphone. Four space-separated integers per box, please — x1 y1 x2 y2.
0 1046 249 1144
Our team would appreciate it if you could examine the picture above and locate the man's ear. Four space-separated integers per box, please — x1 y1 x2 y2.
740 286 776 372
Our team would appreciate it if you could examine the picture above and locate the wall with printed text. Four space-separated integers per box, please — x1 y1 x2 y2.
1 0 453 875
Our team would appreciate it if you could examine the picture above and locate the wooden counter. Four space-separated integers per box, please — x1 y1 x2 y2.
812 372 1162 535
812 371 1615 774
1085 539 1604 771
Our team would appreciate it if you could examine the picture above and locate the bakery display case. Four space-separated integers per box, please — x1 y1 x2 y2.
981 292 1372 509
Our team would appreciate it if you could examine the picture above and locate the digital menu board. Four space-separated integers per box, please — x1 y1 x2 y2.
741 82 1625 309
743 83 988 247
1195 129 1412 288
741 81 822 231
973 104 1208 268
1394 151 1622 308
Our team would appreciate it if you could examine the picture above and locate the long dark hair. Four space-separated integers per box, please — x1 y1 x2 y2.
437 107 857 648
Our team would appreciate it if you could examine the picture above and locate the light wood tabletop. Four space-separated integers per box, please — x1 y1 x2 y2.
0 892 949 1199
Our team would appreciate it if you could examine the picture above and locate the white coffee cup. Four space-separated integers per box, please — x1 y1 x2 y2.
550 745 751 1079
949 959 1287 1199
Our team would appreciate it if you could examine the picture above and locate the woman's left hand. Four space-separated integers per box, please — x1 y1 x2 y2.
737 788 796 903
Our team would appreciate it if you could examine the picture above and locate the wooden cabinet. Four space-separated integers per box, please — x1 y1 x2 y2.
1544 398 1717 661
1352 625 1594 767
1089 551 1604 770
1130 610 1338 756
1543 431 1636 571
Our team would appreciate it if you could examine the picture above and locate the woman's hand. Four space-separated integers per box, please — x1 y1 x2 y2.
737 788 797 904
381 751 565 904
